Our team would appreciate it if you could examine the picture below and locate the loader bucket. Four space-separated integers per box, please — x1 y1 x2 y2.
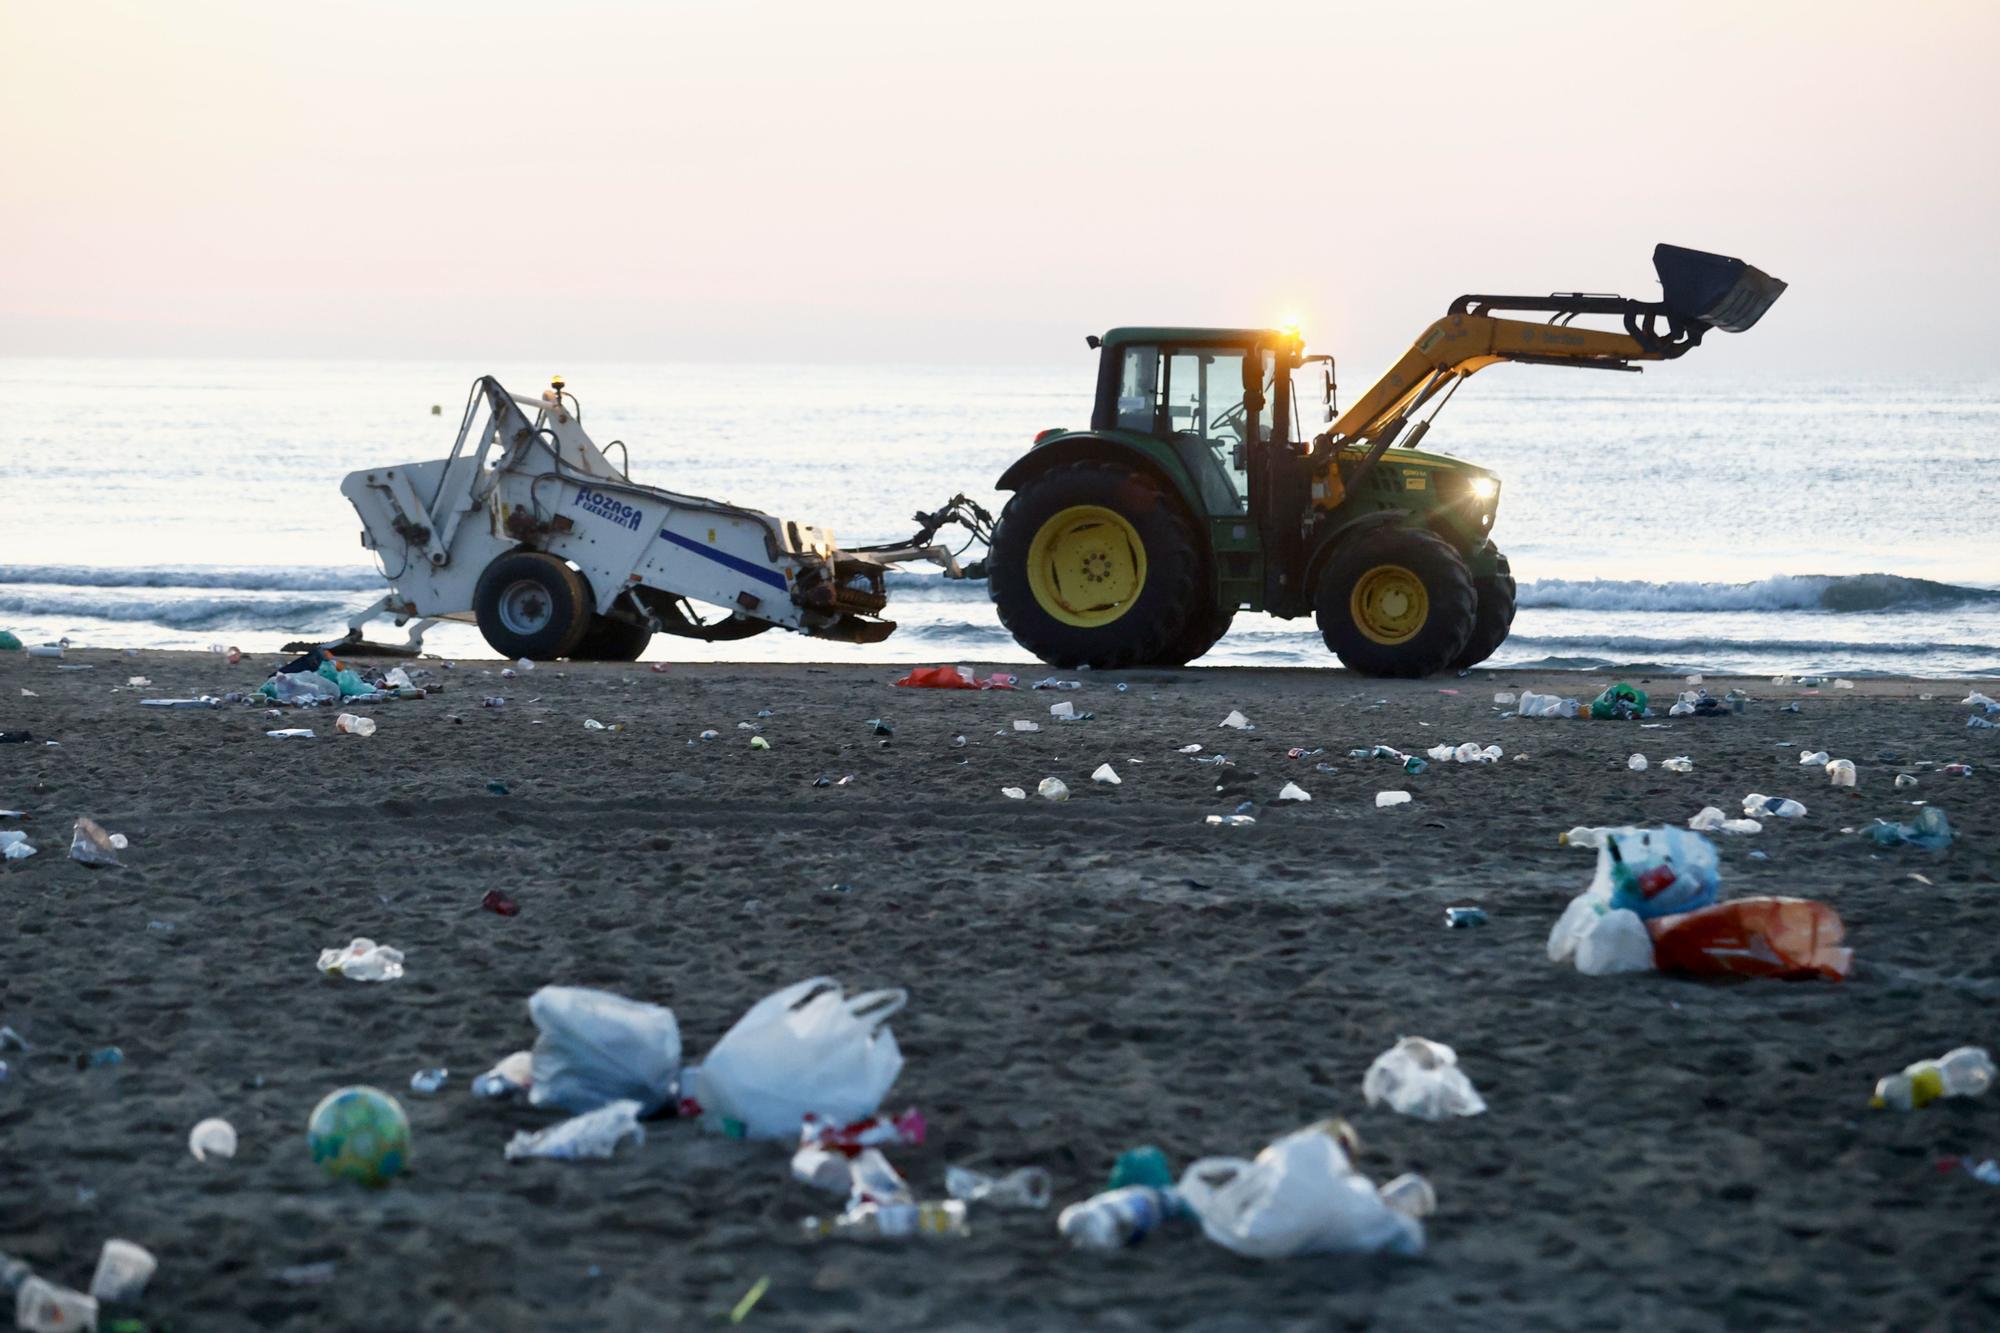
1653 243 1786 333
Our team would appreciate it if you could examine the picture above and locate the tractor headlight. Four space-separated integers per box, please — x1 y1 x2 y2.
1468 476 1499 502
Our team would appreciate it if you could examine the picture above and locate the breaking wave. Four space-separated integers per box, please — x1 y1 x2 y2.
1516 573 1998 614
0 564 383 593
0 589 353 632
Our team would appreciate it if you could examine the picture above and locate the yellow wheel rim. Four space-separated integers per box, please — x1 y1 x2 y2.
1026 505 1147 628
1351 564 1429 645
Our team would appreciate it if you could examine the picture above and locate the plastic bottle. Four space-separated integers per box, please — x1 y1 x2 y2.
946 1165 1053 1210
1057 1186 1180 1250
802 1199 969 1241
14 1278 97 1333
335 713 377 736
1871 1046 1995 1110
1743 793 1806 819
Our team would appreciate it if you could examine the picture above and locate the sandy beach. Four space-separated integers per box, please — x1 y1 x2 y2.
1 650 1996 1331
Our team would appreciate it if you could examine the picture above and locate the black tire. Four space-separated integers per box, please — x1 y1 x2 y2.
1451 541 1517 671
1152 606 1234 667
473 551 593 661
571 615 653 662
1314 526 1477 677
991 461 1203 669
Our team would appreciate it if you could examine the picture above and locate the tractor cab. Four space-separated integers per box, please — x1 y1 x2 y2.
1086 327 1330 523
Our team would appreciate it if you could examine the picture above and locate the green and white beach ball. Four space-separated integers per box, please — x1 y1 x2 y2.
306 1085 410 1187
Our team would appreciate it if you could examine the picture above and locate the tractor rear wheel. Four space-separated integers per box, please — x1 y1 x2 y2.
571 615 654 662
1153 605 1234 667
1451 541 1517 670
1314 526 1477 677
991 461 1202 669
473 551 593 661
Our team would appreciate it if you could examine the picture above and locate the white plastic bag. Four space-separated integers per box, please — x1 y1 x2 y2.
1362 1037 1487 1120
527 986 682 1115
1176 1122 1423 1259
504 1099 645 1161
1575 908 1656 975
693 977 905 1139
316 937 405 981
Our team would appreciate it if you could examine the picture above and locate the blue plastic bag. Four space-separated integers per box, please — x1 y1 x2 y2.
1596 826 1720 919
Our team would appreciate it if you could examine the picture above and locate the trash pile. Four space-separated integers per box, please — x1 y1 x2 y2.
893 666 1017 690
1548 826 1850 980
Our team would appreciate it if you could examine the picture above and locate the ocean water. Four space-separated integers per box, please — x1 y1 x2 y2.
4 358 1997 677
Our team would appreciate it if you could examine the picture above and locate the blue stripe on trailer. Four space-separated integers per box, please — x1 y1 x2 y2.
658 528 789 592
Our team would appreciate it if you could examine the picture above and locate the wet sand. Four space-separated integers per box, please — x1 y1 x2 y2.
1 651 1997 1331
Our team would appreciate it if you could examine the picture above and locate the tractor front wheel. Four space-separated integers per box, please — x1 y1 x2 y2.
1314 527 1477 677
991 461 1202 669
473 551 593 661
1451 541 1517 671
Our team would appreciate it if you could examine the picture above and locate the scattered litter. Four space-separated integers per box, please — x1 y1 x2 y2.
1627 754 1648 771
1178 744 1201 754
1863 806 1954 850
1276 782 1310 802
1743 793 1807 819
1176 1120 1426 1258
14 1278 97 1331
1941 763 1974 776
1032 678 1081 691
1012 720 1041 733
1219 710 1252 730
1651 897 1851 980
410 1068 448 1095
1426 742 1501 764
1038 777 1069 801
266 728 316 739
529 986 682 1115
801 1198 969 1241
515 657 535 672
693 978 905 1140
482 889 520 916
1204 814 1256 826
506 1099 645 1161
893 666 1015 690
1826 758 1856 787
1445 906 1487 928
1590 683 1648 720
1800 749 1830 765
335 713 377 736
1873 1047 1995 1111
89 1238 158 1304
1056 1185 1182 1250
189 1117 238 1162
1 831 35 861
1091 763 1120 785
1896 774 1918 789
1661 756 1694 773
1515 691 1580 718
750 735 771 750
1051 701 1077 720
1690 807 1762 835
1375 791 1411 808
729 1276 772 1323
1970 715 2000 731
139 696 220 708
1834 678 1855 689
1364 1038 1487 1120
946 1165 1053 1210
316 937 406 982
83 1045 124 1069
1492 692 1517 704
471 1051 534 1101
1001 787 1026 800
698 729 719 740
69 816 124 868
1191 754 1234 767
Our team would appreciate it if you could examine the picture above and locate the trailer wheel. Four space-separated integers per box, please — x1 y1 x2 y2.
1314 527 1476 677
473 552 593 661
991 461 1201 669
571 615 653 662
1451 541 1517 670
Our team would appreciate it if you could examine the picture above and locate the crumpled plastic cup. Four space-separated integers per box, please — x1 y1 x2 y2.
316 938 406 981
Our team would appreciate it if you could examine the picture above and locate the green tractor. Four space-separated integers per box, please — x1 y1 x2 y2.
987 245 1785 675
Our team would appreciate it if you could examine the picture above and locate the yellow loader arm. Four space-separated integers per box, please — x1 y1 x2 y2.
1313 244 1785 508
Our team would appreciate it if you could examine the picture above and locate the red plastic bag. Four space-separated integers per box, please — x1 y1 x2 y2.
893 666 1016 690
1646 896 1850 981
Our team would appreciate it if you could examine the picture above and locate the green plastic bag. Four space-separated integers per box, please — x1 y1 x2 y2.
317 660 371 696
1590 683 1648 720
0 630 21 651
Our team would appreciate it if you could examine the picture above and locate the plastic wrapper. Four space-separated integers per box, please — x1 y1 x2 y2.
1647 896 1850 981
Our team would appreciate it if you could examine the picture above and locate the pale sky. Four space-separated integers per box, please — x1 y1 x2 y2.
3 0 1995 374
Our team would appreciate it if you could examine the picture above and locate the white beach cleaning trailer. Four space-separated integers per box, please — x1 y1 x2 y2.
336 376 987 660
